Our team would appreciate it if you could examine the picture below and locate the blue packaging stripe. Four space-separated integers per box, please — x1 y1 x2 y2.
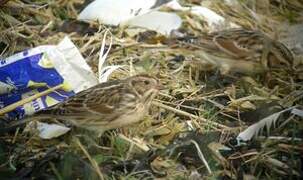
0 51 75 120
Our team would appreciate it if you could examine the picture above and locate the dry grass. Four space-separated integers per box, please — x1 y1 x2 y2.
0 0 302 179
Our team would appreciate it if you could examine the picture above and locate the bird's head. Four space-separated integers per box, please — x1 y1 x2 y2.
127 74 162 103
268 41 294 69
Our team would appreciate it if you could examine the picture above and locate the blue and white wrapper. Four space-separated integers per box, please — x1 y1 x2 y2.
0 37 98 120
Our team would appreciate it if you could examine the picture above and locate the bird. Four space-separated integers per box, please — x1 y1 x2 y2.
3 74 162 135
173 28 294 74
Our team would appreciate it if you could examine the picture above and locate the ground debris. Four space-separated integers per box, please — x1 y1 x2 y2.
0 0 302 179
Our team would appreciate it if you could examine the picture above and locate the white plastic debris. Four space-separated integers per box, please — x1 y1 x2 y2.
125 11 182 36
189 6 239 30
78 0 172 26
0 37 98 118
1 37 99 139
36 122 71 139
164 0 184 10
223 0 240 6
78 0 180 35
50 37 98 92
98 30 124 83
165 0 239 31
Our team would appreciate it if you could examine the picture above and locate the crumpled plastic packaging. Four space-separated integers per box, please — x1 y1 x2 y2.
78 0 181 36
24 121 71 139
78 0 172 26
0 37 98 120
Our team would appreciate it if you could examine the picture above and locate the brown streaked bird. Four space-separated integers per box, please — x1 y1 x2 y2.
5 74 161 135
175 28 294 74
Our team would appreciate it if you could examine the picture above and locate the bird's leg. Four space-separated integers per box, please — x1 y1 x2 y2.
74 128 106 149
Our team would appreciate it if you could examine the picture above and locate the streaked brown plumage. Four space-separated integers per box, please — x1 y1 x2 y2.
175 29 294 74
33 74 161 134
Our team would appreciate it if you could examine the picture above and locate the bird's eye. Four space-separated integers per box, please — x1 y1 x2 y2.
144 80 150 85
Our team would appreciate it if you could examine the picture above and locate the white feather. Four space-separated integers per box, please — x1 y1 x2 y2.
237 106 300 142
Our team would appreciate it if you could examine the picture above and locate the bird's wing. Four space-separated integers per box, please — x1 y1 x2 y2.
212 29 263 59
175 29 263 61
38 80 132 119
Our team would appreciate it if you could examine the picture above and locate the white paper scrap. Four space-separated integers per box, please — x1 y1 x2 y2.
36 122 71 139
78 0 172 26
125 11 182 35
165 0 239 31
50 37 98 92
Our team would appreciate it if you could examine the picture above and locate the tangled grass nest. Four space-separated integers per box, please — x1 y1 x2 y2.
0 0 302 179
